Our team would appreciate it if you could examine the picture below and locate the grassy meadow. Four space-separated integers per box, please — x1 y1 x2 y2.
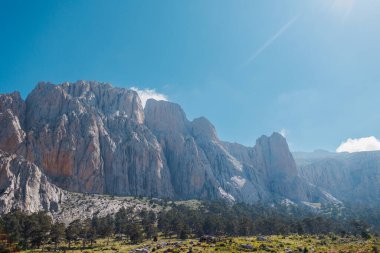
19 234 379 253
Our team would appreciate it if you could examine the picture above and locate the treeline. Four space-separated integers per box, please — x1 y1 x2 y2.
0 201 376 251
335 203 380 234
157 202 374 238
0 208 151 251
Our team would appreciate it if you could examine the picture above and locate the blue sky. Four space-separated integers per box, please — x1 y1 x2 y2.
1 0 380 152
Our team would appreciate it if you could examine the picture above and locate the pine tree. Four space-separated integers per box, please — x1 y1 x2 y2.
66 219 81 249
129 223 144 244
98 215 114 245
140 209 157 239
29 212 52 248
115 207 128 238
50 223 65 250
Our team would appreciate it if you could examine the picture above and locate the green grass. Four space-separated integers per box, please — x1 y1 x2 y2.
21 234 379 253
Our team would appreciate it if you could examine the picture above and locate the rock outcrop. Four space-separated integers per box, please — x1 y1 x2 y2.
144 99 263 203
0 150 63 213
0 81 337 212
1 81 173 197
0 91 26 154
223 134 330 203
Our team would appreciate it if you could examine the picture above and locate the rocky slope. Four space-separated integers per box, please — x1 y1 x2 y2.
294 150 380 207
0 148 178 221
0 150 63 213
0 81 335 213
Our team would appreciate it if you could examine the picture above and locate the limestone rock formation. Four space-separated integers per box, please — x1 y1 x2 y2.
0 150 63 213
1 81 173 197
0 91 26 154
0 81 338 212
223 133 330 203
145 99 329 203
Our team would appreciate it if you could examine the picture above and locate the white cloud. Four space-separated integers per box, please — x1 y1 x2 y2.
336 136 380 153
130 87 168 108
279 128 287 138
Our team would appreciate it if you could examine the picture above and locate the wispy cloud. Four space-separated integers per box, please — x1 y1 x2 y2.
279 128 287 138
336 136 380 153
244 15 299 65
130 87 168 108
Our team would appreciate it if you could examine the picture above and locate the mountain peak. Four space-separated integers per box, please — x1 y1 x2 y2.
257 132 286 142
191 117 218 140
28 81 144 124
144 99 188 133
254 131 297 179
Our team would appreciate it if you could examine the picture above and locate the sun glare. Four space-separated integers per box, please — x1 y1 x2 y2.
331 0 356 19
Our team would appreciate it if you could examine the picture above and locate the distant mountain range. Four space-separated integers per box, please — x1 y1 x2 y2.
294 150 380 207
0 81 378 214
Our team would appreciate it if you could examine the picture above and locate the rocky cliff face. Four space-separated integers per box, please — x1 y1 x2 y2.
143 99 330 204
0 150 63 213
223 134 330 203
144 99 264 203
0 81 173 197
294 151 380 206
0 91 26 154
0 81 335 212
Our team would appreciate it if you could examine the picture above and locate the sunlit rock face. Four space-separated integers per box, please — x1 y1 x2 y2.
144 99 328 204
144 99 259 202
0 81 333 209
0 91 26 154
0 81 173 197
0 150 63 213
223 133 329 203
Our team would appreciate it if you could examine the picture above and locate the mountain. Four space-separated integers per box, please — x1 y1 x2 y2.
0 81 333 213
0 82 173 198
294 150 380 207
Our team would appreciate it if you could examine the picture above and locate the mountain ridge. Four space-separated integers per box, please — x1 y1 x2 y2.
0 81 336 213
294 150 380 207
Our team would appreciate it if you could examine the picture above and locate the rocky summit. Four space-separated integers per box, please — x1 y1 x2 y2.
0 81 335 213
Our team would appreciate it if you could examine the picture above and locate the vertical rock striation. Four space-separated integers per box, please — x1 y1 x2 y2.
0 81 173 197
0 150 63 213
0 81 337 212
